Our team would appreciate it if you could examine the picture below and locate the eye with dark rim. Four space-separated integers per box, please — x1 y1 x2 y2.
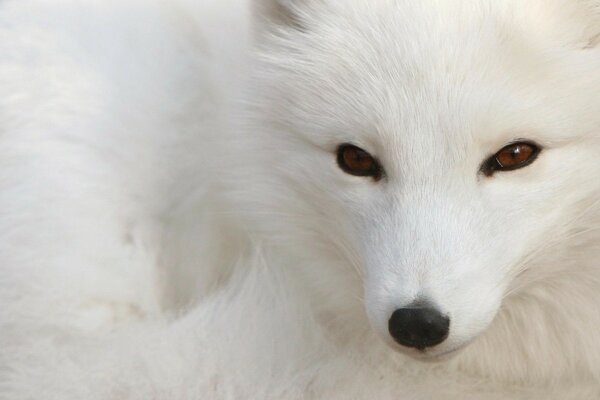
337 144 384 181
481 141 542 177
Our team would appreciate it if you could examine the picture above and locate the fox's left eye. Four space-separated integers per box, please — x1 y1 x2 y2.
337 144 383 181
482 141 541 176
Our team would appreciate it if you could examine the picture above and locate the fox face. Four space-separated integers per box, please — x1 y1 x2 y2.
243 0 600 359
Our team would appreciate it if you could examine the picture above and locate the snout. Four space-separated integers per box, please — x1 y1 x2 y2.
388 302 450 350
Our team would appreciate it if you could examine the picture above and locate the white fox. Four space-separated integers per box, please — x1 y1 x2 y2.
0 0 599 399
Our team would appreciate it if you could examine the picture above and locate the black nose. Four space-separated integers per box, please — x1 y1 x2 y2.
388 305 450 349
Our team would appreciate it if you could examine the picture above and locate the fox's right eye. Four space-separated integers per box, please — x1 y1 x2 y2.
481 141 542 177
337 144 383 181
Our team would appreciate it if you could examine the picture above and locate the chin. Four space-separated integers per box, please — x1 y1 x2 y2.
386 339 472 363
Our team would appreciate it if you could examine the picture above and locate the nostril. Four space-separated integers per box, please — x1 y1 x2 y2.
388 305 450 349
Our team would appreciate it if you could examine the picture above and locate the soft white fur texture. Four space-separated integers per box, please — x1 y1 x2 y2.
1 0 600 398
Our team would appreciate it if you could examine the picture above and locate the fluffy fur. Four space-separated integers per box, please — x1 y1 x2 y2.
0 0 599 398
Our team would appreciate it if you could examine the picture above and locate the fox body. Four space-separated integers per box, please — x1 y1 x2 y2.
0 0 599 399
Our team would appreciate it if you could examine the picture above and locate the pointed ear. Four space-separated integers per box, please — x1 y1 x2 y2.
578 0 600 48
253 0 305 33
542 0 600 49
584 32 600 48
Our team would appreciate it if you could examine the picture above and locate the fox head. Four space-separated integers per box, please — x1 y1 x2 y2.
238 0 600 361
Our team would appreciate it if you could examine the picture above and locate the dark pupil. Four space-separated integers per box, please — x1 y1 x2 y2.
510 146 522 158
347 149 371 169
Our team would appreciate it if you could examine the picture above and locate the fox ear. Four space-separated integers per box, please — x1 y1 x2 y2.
577 0 600 48
584 31 600 49
253 0 305 31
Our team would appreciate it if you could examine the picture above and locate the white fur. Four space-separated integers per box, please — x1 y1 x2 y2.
0 0 599 398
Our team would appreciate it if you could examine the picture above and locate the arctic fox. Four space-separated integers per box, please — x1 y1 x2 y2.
0 0 599 399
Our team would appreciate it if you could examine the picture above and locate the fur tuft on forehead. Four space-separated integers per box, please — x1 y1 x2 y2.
252 0 600 50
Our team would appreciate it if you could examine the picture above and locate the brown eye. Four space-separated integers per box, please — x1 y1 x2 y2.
482 141 541 176
337 144 383 180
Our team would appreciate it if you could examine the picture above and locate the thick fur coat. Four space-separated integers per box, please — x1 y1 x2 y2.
0 0 599 399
